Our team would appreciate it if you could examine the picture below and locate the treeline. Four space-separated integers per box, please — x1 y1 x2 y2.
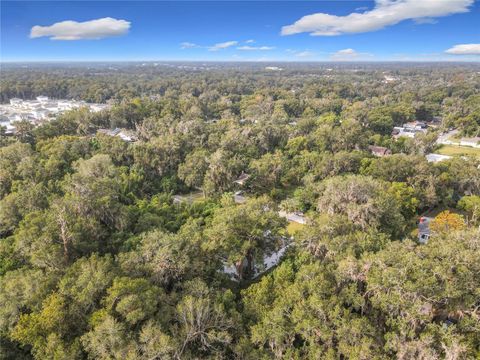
2 64 479 136
0 65 480 359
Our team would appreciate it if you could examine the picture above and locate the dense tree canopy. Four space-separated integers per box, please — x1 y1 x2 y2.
1 63 479 359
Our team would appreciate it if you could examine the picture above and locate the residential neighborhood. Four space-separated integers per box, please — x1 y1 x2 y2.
0 96 109 134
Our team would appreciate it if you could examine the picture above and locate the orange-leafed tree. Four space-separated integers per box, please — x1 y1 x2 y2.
430 210 465 234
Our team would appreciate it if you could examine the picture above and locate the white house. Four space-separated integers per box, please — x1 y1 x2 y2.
392 126 426 139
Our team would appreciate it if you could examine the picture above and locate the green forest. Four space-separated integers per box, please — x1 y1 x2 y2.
1 63 480 359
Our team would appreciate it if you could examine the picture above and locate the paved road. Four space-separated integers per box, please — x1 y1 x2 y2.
436 129 459 145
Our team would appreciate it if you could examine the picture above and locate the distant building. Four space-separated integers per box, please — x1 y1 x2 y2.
403 121 427 129
1 96 111 133
383 75 398 83
368 145 392 157
392 126 427 138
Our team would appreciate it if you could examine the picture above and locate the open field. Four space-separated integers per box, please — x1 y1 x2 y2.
436 145 480 157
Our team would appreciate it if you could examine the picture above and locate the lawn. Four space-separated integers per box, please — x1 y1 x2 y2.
436 145 480 158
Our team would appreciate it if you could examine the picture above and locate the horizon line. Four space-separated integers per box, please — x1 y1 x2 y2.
2 60 480 64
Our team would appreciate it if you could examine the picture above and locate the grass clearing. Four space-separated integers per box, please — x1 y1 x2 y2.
436 145 480 158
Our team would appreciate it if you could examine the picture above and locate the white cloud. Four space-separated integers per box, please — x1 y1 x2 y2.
30 17 130 40
237 45 275 51
180 42 200 49
335 48 356 55
295 51 314 57
282 0 473 36
286 49 314 58
181 40 241 51
330 48 373 60
208 41 238 51
445 44 480 55
245 39 255 44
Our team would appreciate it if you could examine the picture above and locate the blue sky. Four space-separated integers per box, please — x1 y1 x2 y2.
1 1 480 62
